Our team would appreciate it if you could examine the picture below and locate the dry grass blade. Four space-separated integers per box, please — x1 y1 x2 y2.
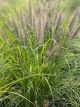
38 17 44 45
11 18 21 39
28 0 34 28
43 100 49 107
53 12 64 44
37 2 48 45
68 8 80 34
54 13 63 35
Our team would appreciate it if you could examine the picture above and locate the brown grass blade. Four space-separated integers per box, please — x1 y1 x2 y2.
68 8 80 34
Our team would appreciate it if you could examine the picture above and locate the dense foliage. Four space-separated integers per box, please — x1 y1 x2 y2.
0 0 80 107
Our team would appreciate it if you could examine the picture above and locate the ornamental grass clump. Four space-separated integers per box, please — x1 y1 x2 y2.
0 0 80 107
